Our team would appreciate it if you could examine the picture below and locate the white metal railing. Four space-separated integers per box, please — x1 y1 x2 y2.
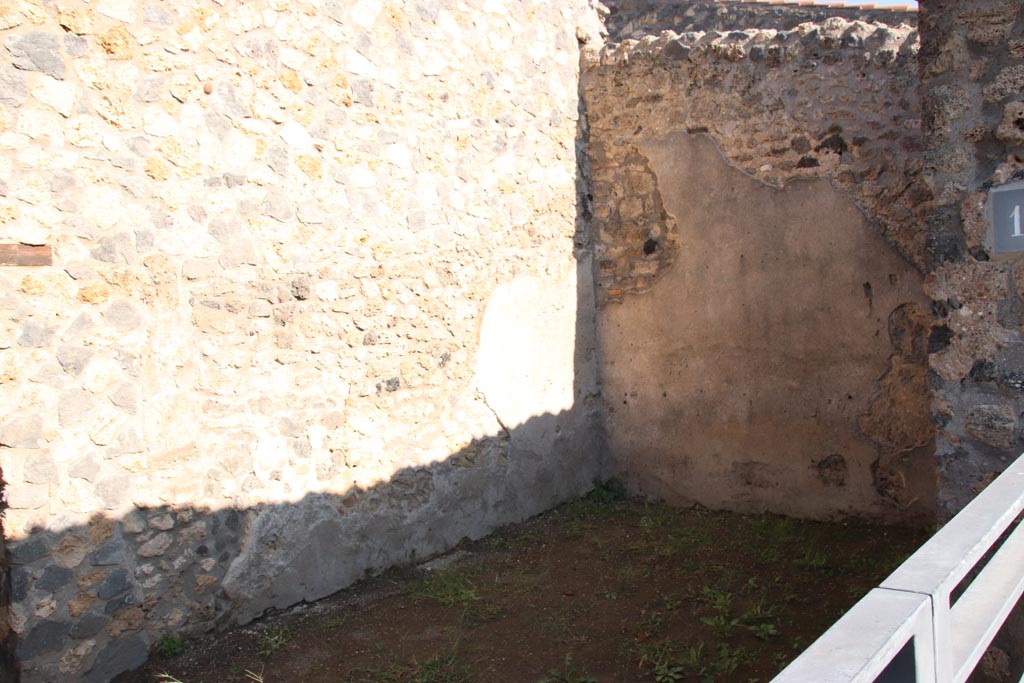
772 453 1024 683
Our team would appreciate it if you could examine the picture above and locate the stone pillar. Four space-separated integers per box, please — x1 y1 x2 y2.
918 0 1024 517
919 0 1024 674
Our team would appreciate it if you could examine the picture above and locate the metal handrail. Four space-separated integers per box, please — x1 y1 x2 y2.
771 453 1024 683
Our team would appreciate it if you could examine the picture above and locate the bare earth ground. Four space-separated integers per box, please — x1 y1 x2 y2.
115 487 929 683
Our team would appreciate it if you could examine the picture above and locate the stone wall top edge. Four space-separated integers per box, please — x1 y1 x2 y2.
592 16 919 65
674 0 916 12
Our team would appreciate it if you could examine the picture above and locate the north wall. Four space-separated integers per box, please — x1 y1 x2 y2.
583 15 939 521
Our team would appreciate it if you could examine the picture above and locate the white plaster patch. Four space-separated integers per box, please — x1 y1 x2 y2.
475 267 578 429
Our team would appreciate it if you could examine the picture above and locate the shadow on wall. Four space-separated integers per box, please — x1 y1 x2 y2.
0 49 606 683
4 271 605 683
1 469 14 681
9 407 603 683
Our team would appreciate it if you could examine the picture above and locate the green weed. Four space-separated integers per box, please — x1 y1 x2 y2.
537 654 597 683
680 642 704 670
652 660 685 683
493 566 545 596
709 643 748 677
368 647 477 683
408 650 477 683
538 611 590 647
740 600 781 640
414 569 480 611
797 549 831 571
633 639 677 669
747 622 780 640
657 593 682 611
257 624 292 657
637 609 667 638
638 505 678 530
700 586 732 612
699 613 740 637
586 478 626 504
632 640 687 683
156 635 186 659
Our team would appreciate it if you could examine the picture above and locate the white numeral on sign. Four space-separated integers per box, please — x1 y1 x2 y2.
1014 205 1023 237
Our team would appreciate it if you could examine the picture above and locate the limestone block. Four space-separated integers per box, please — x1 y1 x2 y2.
996 101 1024 147
984 65 1024 103
30 76 77 117
23 452 57 483
65 34 88 57
143 108 178 137
57 5 95 35
18 320 55 348
142 3 173 29
95 475 131 509
56 346 93 376
6 483 49 510
0 6 23 30
0 414 43 448
0 65 27 106
98 25 133 60
16 619 72 660
5 32 65 79
68 454 101 481
966 405 1019 450
80 633 149 683
96 0 136 23
58 388 97 427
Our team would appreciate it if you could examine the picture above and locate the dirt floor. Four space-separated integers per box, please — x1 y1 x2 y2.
115 486 930 683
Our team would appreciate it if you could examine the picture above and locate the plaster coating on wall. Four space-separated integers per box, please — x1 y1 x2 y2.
599 133 934 520
583 14 936 521
583 17 926 302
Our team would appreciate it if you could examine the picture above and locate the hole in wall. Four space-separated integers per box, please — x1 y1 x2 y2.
643 238 659 255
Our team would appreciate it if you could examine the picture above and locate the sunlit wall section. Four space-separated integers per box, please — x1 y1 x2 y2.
0 1 606 680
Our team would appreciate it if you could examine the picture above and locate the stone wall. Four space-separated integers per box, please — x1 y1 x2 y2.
0 1 605 680
0 469 13 681
4 0 1021 678
917 0 1024 518
582 17 937 521
603 0 918 42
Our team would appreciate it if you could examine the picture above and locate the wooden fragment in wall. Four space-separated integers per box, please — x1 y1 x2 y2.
0 244 52 267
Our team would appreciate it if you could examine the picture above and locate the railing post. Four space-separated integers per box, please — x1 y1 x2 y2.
771 589 934 683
